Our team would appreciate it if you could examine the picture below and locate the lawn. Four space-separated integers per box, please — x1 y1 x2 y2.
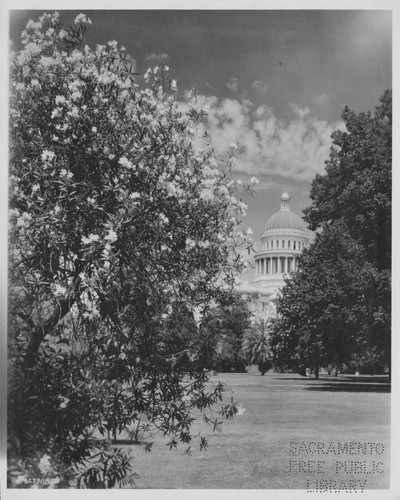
123 369 391 489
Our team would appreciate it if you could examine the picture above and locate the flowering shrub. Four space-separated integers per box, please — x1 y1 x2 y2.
8 12 252 488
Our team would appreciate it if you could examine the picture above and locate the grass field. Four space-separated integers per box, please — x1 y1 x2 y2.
124 369 390 490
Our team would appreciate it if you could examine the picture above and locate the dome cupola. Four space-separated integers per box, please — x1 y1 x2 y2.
265 192 307 232
280 191 290 210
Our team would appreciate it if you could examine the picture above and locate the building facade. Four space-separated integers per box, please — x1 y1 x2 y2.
237 192 309 318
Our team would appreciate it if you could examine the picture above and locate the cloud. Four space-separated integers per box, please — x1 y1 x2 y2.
145 52 169 63
194 96 343 183
289 103 311 118
315 94 338 106
251 79 268 94
227 77 240 94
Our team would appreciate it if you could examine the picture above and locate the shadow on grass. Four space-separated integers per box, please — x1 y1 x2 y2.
271 375 389 383
304 383 391 393
270 376 391 392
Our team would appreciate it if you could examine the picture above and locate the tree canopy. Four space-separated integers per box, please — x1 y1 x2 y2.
8 13 250 488
242 319 272 375
304 90 391 272
271 91 391 378
198 294 252 373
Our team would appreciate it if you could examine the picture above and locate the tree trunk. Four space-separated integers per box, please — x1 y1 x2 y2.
314 366 319 379
22 277 83 369
23 294 76 369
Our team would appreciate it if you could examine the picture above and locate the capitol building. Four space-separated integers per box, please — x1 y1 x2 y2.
237 192 310 318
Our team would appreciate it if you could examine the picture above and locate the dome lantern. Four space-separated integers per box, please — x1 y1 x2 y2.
265 192 307 232
280 191 290 211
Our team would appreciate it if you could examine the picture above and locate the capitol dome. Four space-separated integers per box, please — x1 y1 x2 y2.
250 191 310 299
265 192 307 232
235 191 311 320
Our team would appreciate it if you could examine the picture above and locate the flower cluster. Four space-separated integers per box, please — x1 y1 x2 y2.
9 12 251 489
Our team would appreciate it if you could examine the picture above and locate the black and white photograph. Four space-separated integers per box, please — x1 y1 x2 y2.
1 1 397 497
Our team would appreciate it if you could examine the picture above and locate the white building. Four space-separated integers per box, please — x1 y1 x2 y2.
237 192 310 318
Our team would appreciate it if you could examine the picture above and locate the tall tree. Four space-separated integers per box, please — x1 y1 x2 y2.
271 222 389 378
304 90 391 272
272 91 391 378
8 13 250 488
199 294 252 373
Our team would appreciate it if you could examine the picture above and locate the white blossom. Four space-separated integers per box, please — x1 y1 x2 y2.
75 13 92 25
200 188 214 202
55 95 66 106
105 229 118 243
82 234 100 245
57 396 70 410
52 283 67 297
67 107 79 118
16 212 32 227
60 169 73 179
198 241 211 248
119 156 135 170
186 238 196 249
250 176 260 185
71 90 82 101
236 402 246 416
51 108 62 119
41 150 55 162
38 455 52 474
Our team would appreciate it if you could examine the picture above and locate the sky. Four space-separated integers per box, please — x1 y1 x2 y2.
8 9 392 274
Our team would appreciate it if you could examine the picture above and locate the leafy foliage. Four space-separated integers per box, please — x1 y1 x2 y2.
272 92 391 378
8 13 250 488
242 319 272 375
198 294 252 372
304 90 391 272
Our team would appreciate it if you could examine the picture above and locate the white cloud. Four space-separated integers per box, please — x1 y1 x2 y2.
289 102 311 118
227 77 240 94
194 95 343 183
145 52 169 63
251 79 268 94
315 94 338 106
